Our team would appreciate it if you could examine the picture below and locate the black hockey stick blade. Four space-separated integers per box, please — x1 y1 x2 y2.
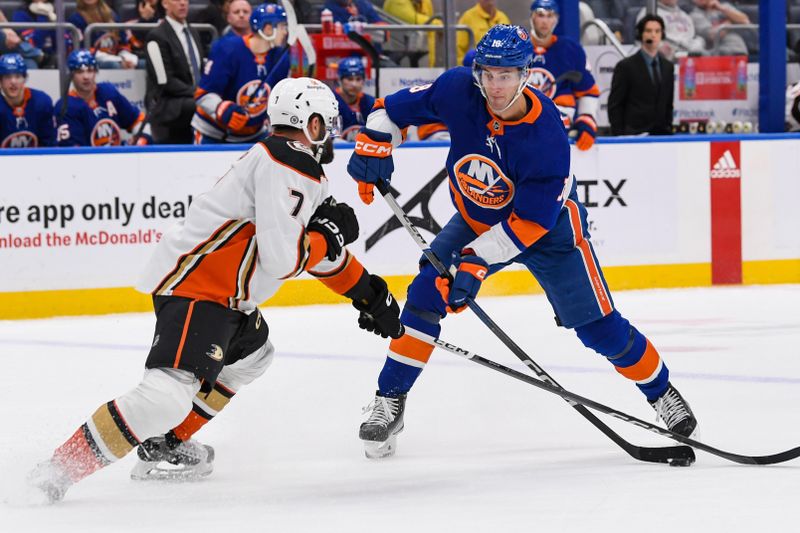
346 31 380 98
429 334 800 466
374 180 693 465
555 70 582 85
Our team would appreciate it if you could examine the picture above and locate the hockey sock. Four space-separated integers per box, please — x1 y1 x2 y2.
53 401 139 483
171 381 236 442
378 308 438 395
576 311 669 402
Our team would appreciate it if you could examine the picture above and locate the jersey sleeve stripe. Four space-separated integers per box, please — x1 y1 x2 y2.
573 85 601 98
502 211 548 250
553 94 576 108
314 254 365 295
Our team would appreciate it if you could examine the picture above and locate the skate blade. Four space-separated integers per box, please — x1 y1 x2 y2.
130 460 213 482
364 435 398 459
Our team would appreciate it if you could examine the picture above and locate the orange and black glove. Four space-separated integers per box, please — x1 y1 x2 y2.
216 101 249 131
574 114 597 151
435 250 488 313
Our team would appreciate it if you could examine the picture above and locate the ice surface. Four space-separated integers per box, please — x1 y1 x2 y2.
1 285 798 532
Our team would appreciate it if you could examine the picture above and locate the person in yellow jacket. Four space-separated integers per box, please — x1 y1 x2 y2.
383 0 440 67
456 0 510 64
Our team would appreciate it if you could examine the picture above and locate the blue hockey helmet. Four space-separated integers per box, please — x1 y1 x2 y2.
473 25 533 70
472 25 534 113
67 49 97 72
251 3 287 40
462 49 476 67
0 53 27 77
337 57 365 79
530 0 559 15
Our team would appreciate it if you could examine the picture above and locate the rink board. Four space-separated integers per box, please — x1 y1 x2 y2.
0 134 798 319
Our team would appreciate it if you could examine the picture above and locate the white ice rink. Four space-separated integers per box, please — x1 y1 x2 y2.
1 285 799 532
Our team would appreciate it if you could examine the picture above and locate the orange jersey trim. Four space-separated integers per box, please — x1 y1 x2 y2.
485 87 543 136
574 84 601 98
449 181 491 235
417 122 448 140
315 254 365 295
305 231 328 271
258 142 321 183
506 211 548 248
173 299 196 369
553 94 576 108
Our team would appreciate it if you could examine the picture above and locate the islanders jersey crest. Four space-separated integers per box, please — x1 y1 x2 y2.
91 118 122 146
236 80 270 117
528 67 557 99
1 131 38 148
453 154 514 209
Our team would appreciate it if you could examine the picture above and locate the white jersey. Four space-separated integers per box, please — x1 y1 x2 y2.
137 135 344 312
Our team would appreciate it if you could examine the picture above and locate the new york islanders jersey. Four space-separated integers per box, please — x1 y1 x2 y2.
136 136 348 312
335 88 374 141
0 88 56 148
55 82 144 147
193 35 290 142
377 67 572 265
527 35 599 125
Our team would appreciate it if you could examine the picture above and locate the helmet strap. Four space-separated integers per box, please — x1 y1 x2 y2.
473 65 530 115
258 27 278 42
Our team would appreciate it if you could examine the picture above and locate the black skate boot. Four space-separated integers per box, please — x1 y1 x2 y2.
359 390 406 459
130 431 215 481
649 382 698 438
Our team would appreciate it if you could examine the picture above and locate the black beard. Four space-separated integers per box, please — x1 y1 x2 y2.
315 137 335 165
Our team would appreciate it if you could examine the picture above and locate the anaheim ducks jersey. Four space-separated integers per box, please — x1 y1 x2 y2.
192 35 290 142
527 35 599 126
55 82 144 147
335 88 374 141
375 66 572 266
0 88 56 148
136 135 343 313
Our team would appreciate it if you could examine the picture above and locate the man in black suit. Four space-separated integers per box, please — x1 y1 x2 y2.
145 0 204 144
608 15 674 136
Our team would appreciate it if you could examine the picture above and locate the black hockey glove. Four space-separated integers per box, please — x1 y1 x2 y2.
307 196 359 261
352 275 405 339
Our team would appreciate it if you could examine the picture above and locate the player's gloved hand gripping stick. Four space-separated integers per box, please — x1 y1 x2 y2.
374 179 800 466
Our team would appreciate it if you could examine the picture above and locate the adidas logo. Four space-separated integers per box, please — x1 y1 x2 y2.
710 150 741 179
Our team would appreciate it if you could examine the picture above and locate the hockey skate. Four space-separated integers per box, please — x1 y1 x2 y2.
27 459 72 504
130 433 215 481
650 382 698 438
359 391 406 459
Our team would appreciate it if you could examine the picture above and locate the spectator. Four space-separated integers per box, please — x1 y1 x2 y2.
456 0 510 65
70 0 139 69
145 0 203 144
322 0 383 25
689 0 749 56
608 14 674 136
12 0 61 68
126 0 161 63
0 10 45 68
55 50 151 146
636 0 705 60
788 81 800 132
334 56 373 140
0 53 55 147
225 0 252 38
383 0 440 67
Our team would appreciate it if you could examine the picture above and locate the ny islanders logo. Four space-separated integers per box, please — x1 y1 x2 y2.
453 154 514 209
91 118 122 146
2 131 38 148
528 68 557 98
237 80 270 117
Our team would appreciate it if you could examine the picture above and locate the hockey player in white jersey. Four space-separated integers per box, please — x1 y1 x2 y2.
28 77 404 504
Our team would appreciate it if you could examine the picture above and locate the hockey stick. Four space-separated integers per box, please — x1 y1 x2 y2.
346 30 380 98
422 332 800 465
374 179 694 465
281 0 316 76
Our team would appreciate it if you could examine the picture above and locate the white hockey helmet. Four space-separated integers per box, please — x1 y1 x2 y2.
268 77 341 145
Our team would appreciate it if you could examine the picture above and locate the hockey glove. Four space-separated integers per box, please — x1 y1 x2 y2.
574 114 597 151
134 133 153 146
353 274 404 339
347 128 394 205
307 197 359 261
216 101 249 131
435 250 488 313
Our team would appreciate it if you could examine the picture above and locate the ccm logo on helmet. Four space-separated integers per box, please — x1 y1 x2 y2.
355 140 392 156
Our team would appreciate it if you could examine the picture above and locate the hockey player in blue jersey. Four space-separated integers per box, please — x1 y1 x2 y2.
527 0 599 151
0 53 55 148
348 25 698 458
192 2 291 144
55 50 151 147
334 57 374 141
